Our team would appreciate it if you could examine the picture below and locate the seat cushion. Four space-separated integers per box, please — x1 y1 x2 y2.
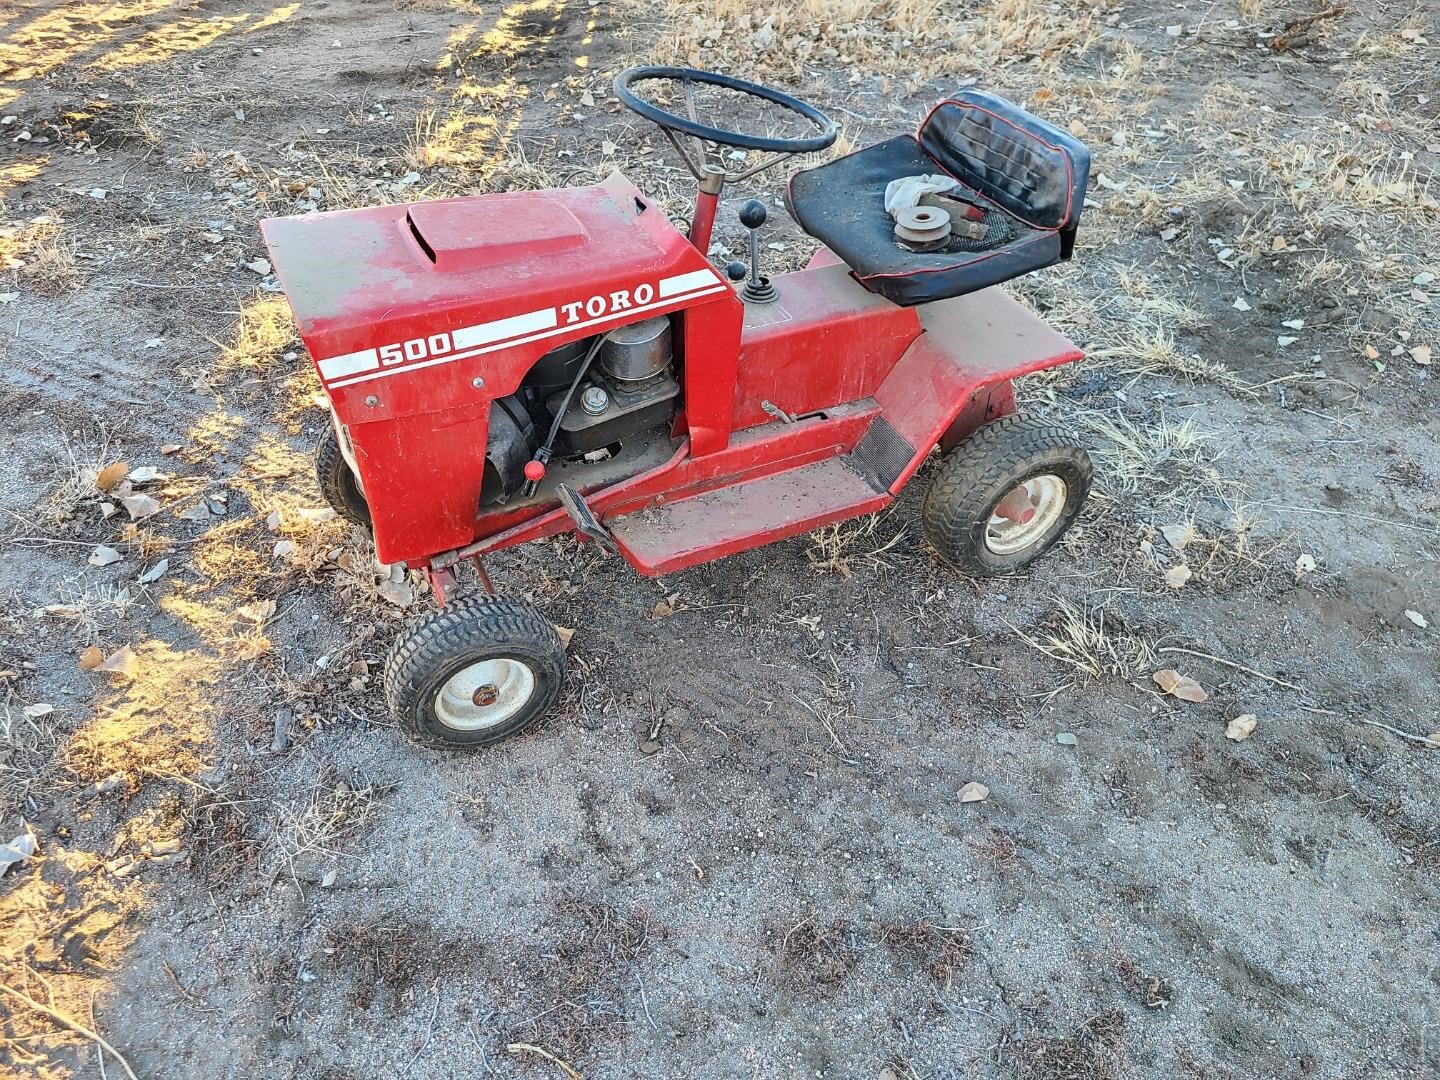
785 134 1061 307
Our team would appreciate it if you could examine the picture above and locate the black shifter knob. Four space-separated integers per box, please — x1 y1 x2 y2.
739 199 768 230
725 261 748 282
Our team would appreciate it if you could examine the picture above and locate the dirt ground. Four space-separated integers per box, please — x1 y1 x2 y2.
1 0 1437 1077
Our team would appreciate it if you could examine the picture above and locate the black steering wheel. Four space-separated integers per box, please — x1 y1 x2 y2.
613 66 838 155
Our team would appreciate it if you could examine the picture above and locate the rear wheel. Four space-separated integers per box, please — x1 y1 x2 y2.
316 426 370 527
384 596 566 749
922 415 1091 576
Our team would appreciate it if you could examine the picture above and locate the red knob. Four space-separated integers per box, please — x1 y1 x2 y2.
523 459 546 483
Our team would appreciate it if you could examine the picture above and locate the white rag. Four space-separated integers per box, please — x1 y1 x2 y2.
883 173 962 216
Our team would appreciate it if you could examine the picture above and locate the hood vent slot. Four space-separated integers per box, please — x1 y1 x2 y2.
406 211 437 264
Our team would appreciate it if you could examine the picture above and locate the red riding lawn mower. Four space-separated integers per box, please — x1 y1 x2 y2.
261 67 1094 750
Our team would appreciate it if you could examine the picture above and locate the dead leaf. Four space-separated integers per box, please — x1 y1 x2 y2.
651 593 687 618
0 829 37 876
237 599 277 624
1164 564 1192 589
121 493 161 519
88 545 123 567
1404 609 1429 629
160 444 182 455
97 645 140 679
137 559 168 584
376 579 413 607
1225 714 1258 741
1411 344 1432 366
1153 669 1208 702
96 462 129 492
1161 522 1195 550
78 645 104 670
553 625 575 649
22 703 54 718
958 781 989 803
1295 553 1317 575
128 466 165 484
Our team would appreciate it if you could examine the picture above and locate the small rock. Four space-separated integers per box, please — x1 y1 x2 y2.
1225 714 1258 742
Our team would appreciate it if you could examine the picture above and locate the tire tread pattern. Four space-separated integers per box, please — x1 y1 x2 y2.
922 414 1091 575
384 596 565 749
316 427 371 526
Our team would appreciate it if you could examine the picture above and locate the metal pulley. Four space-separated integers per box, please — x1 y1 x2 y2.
893 205 952 251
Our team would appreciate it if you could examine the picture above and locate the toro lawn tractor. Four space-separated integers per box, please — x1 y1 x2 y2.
261 68 1094 750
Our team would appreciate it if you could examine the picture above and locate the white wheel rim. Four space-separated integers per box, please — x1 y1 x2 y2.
433 657 536 731
984 474 1069 556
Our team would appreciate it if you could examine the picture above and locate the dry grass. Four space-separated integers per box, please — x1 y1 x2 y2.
877 920 973 983
806 512 906 577
21 234 80 295
1073 409 1216 500
278 772 386 866
1088 326 1243 388
773 913 860 989
212 294 299 376
662 0 1111 84
1010 1010 1127 1080
35 429 117 529
1017 600 1155 680
65 639 219 785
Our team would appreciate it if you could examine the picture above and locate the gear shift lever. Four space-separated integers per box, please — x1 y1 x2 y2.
737 199 779 304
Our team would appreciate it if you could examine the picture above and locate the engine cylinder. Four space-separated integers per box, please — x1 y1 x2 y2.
599 316 672 382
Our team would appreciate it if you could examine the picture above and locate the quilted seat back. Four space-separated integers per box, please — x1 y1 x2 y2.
917 90 1090 232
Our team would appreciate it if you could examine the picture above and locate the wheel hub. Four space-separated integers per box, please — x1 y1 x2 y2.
984 474 1068 555
434 657 536 731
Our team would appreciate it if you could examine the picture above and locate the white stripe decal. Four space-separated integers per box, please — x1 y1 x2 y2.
317 348 379 381
323 279 729 390
452 307 556 349
658 269 719 298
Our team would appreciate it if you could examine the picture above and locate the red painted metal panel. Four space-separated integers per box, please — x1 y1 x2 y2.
442 400 883 566
731 263 921 429
262 172 747 565
873 287 1082 490
609 456 891 576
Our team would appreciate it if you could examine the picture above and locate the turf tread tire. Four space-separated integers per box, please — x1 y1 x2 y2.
384 596 565 750
316 427 371 527
922 414 1091 577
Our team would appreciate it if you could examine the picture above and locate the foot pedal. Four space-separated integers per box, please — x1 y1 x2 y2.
557 483 617 555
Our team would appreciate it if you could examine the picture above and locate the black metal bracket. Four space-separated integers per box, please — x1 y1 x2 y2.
557 483 617 555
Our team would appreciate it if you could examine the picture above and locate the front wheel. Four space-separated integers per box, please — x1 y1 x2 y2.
922 415 1091 576
316 426 371 527
384 596 566 749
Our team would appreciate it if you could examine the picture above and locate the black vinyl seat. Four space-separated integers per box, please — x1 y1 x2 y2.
785 90 1091 307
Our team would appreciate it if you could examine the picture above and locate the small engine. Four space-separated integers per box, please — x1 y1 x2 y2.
480 315 680 506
